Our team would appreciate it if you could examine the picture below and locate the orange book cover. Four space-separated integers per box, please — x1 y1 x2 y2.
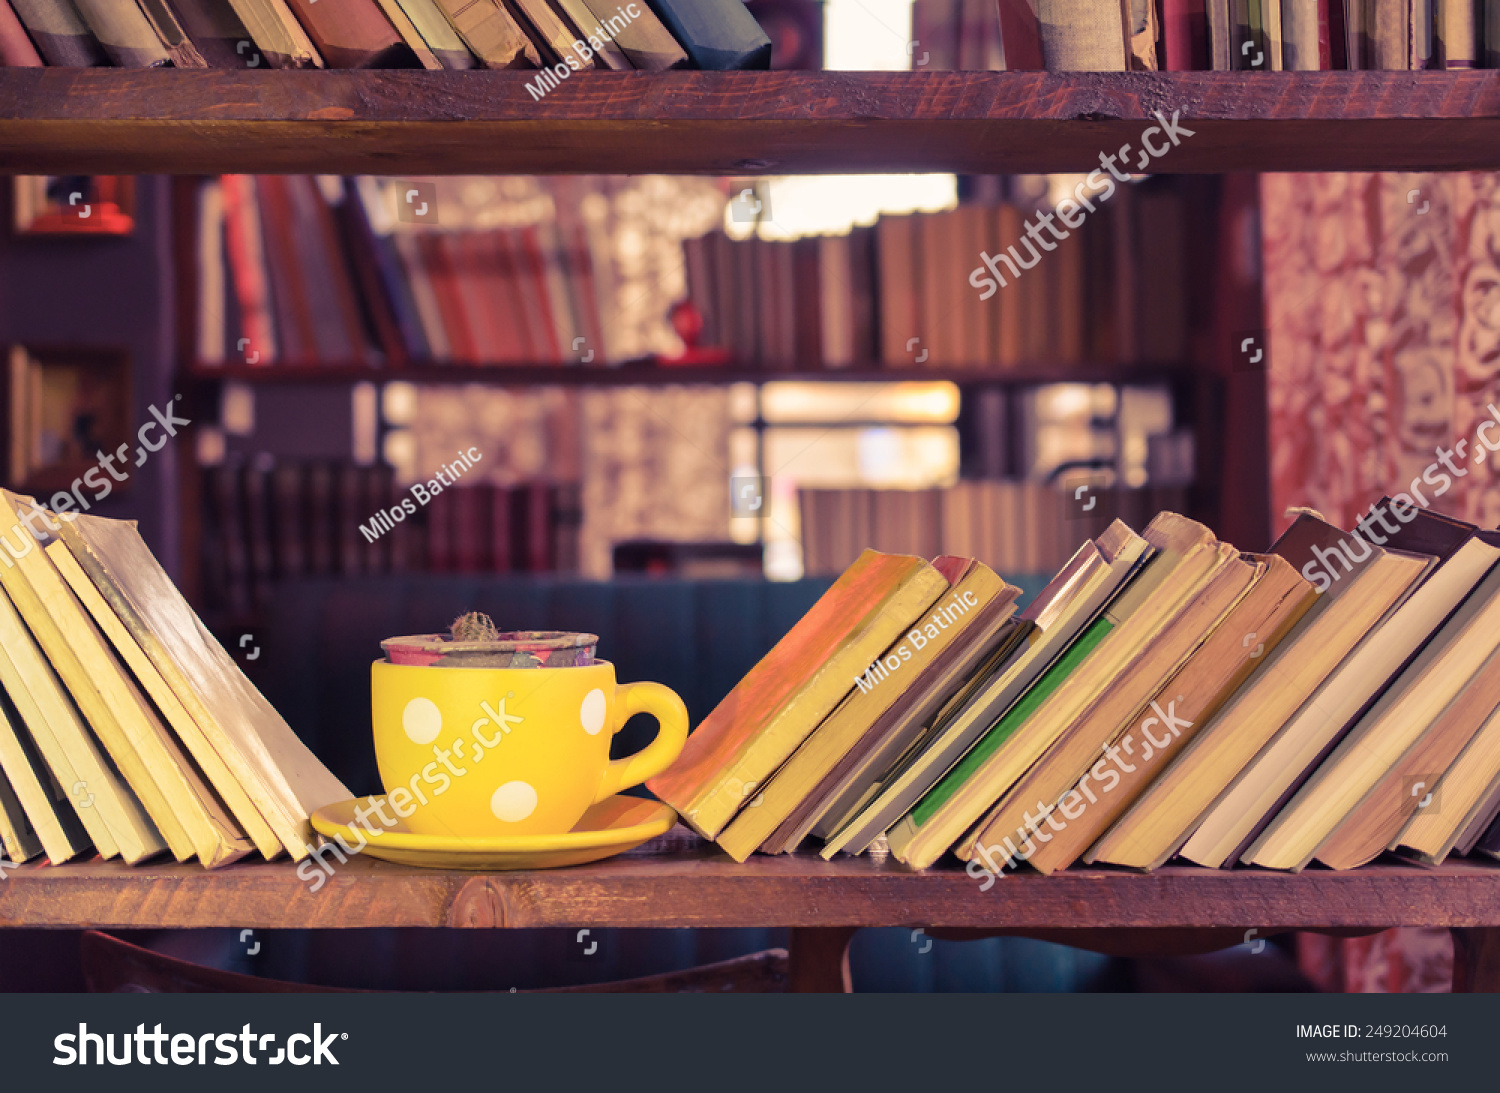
647 549 950 837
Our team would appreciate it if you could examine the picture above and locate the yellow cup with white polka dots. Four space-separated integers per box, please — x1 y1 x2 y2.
371 660 689 837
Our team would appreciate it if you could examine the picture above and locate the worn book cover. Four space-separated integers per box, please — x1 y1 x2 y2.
8 0 107 66
282 0 416 67
225 0 325 66
0 493 253 867
53 510 352 861
432 0 539 66
717 559 1021 861
820 520 1151 859
48 540 282 861
577 0 687 69
1249 558 1500 870
1091 513 1430 870
955 534 1255 870
647 549 951 838
642 0 772 68
1023 553 1316 874
0 570 163 863
889 512 1219 871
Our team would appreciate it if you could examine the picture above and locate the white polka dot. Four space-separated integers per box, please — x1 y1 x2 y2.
580 688 607 736
491 781 538 823
402 697 442 744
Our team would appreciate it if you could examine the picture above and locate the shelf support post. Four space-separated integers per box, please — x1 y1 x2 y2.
1451 927 1500 992
788 926 857 993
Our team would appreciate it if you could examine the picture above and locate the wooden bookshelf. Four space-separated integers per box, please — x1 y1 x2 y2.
5 847 1500 991
4 70 1500 175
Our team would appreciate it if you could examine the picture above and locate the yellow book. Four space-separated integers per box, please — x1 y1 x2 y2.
0 491 252 866
0 583 162 863
717 561 1021 862
1398 704 1500 864
47 541 282 861
961 545 1263 872
53 511 351 860
887 512 1221 871
818 520 1152 860
1247 562 1500 871
225 0 324 66
430 0 539 66
373 0 443 67
0 713 49 863
648 550 952 839
1088 529 1430 871
0 734 45 863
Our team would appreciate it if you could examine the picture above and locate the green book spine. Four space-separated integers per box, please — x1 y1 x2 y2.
909 614 1114 827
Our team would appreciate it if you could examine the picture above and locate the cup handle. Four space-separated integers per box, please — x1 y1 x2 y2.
593 682 689 803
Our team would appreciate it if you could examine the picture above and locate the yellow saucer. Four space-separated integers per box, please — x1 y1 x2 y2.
309 794 677 870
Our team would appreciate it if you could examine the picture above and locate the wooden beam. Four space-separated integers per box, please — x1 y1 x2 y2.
6 853 1500 931
2 71 1500 175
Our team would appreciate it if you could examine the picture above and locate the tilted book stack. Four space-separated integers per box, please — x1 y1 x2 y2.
907 1 1483 73
0 492 349 869
653 497 1500 875
0 0 771 70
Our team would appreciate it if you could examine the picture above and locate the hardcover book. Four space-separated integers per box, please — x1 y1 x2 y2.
646 549 952 839
1020 553 1317 874
1087 511 1426 870
225 0 325 66
642 0 772 68
820 520 1152 859
887 512 1220 871
955 533 1256 871
716 558 1022 861
7 0 107 66
53 510 352 860
282 0 416 67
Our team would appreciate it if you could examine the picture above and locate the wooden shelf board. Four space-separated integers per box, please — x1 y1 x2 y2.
182 363 1186 386
3 840 1498 930
3 70 1500 175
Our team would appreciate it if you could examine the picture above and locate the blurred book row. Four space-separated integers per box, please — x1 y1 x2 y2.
198 176 619 367
0 0 773 71
684 187 1188 370
200 459 581 614
660 502 1500 877
798 482 1190 578
910 0 1486 72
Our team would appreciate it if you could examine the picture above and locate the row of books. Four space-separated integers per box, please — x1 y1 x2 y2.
798 483 1190 579
198 176 616 366
0 492 349 868
911 0 1498 73
201 460 580 615
649 501 1500 875
684 189 1188 370
0 0 771 71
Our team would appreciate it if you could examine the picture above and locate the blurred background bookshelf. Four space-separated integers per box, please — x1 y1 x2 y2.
161 165 1249 637
0 0 1295 997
